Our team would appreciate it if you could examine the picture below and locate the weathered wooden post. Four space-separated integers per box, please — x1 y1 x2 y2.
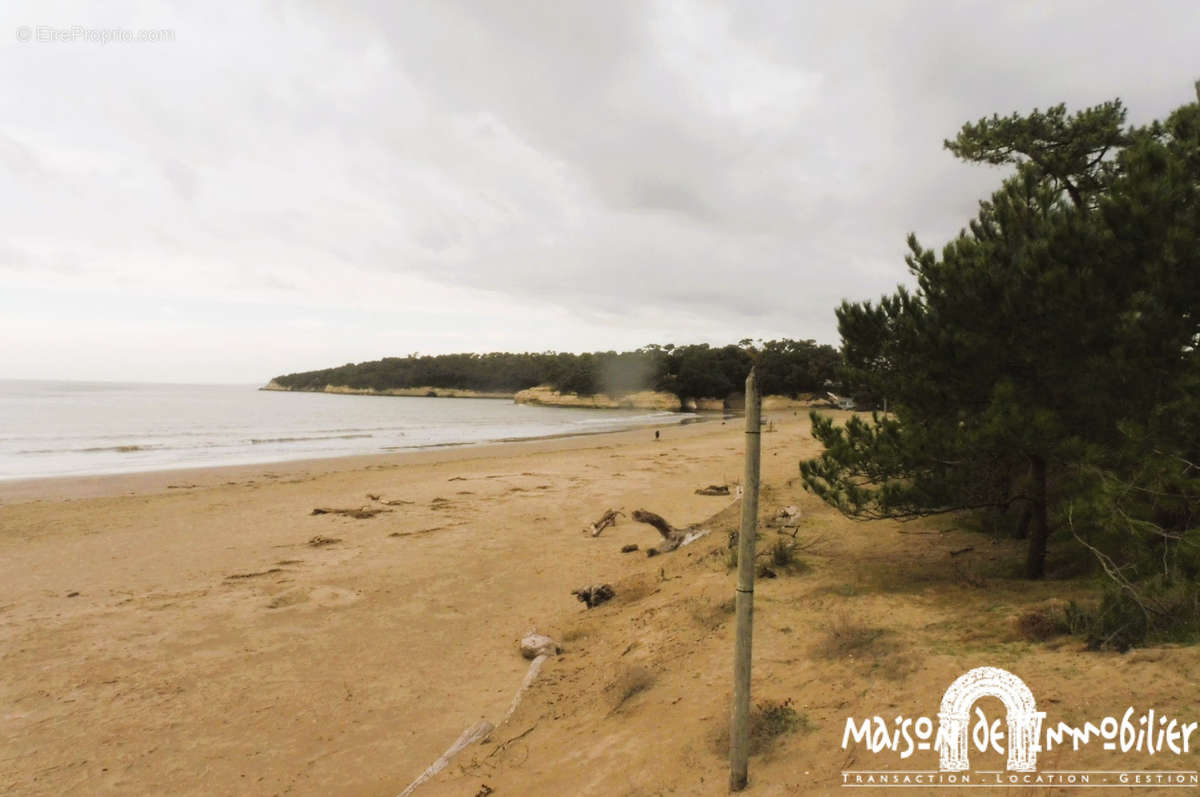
730 367 761 790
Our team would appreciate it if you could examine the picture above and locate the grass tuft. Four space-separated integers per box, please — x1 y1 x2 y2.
817 612 887 659
608 666 655 713
711 697 811 757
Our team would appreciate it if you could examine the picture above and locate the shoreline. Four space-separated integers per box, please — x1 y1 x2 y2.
260 382 516 400
0 416 729 503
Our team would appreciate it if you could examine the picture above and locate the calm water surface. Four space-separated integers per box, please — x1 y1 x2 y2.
0 380 693 480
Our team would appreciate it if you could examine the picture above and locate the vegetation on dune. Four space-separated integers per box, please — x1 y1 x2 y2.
270 338 841 405
711 697 810 757
801 88 1200 648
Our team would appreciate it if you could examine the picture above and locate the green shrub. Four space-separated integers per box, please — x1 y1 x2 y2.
1084 577 1200 651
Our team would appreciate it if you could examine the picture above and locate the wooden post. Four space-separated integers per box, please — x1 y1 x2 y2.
730 367 761 791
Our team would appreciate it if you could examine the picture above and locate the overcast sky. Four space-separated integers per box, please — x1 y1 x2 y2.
1 1 1197 383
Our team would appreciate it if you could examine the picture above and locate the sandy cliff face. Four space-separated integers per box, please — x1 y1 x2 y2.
514 388 816 412
762 394 821 411
261 381 819 412
513 386 683 411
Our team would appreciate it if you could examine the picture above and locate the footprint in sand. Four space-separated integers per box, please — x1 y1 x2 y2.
266 589 309 609
266 586 359 610
310 586 359 607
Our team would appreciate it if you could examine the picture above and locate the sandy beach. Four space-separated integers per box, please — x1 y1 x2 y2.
0 418 752 795
3 414 1198 796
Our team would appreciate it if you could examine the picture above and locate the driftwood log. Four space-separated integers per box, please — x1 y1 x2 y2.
585 508 623 537
398 632 559 797
695 484 730 496
499 633 559 726
519 632 559 659
631 509 712 556
398 721 494 797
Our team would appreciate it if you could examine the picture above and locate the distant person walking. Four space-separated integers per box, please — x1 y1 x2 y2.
655 430 660 441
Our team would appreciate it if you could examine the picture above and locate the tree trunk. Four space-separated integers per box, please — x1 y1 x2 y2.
1024 454 1048 579
1014 504 1032 540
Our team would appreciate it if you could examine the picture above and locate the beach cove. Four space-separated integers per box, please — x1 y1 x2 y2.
3 413 1198 796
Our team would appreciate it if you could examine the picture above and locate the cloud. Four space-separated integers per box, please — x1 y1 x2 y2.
1 0 1197 380
160 158 198 201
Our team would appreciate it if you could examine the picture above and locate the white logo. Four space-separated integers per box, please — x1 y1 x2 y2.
840 666 1200 788
936 666 1043 771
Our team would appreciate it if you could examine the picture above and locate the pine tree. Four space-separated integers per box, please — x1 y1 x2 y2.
802 91 1200 582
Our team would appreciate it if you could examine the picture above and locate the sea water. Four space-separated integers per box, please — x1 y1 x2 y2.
0 380 692 480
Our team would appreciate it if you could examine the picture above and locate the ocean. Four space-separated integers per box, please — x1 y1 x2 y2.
0 380 693 481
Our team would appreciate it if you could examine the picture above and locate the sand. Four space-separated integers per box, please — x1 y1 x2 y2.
2 413 1198 796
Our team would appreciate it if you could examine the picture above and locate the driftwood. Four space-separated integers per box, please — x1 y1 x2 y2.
572 584 615 608
499 632 559 725
311 506 391 519
695 484 730 496
519 632 559 659
307 535 341 547
398 720 494 797
398 632 558 797
501 654 547 725
631 509 712 555
620 544 639 553
388 527 445 538
366 492 414 505
766 505 801 526
631 509 675 538
585 508 623 537
226 568 283 580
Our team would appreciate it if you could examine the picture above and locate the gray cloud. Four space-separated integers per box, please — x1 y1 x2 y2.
1 0 1198 381
160 158 198 201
